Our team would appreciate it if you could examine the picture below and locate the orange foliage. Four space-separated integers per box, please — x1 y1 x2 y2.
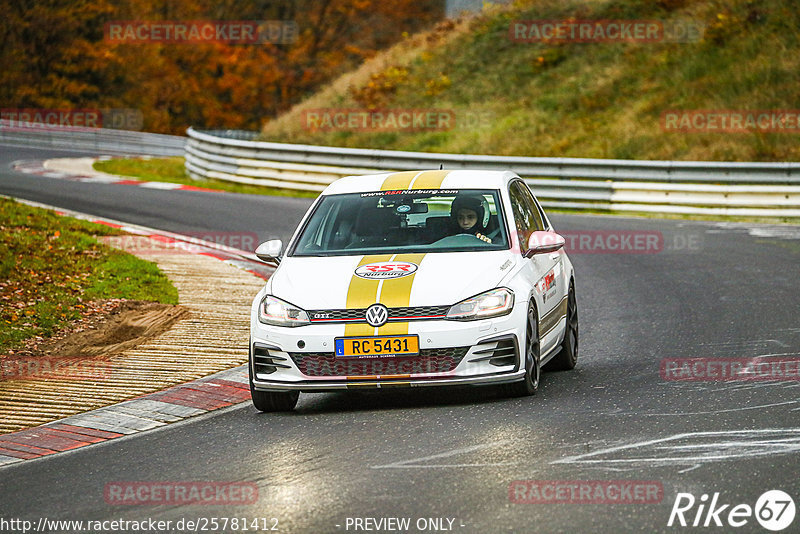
0 0 443 134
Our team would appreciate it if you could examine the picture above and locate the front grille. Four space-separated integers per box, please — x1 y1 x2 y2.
289 347 469 377
307 305 450 324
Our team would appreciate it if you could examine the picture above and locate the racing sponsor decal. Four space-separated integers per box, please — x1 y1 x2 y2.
536 267 557 299
354 261 418 280
542 271 556 291
361 189 459 197
541 263 563 303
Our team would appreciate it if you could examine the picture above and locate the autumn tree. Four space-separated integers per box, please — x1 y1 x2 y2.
1 0 444 133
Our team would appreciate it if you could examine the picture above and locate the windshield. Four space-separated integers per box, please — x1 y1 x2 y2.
291 189 508 256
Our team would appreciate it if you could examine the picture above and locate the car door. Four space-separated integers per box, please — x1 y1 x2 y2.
508 180 562 346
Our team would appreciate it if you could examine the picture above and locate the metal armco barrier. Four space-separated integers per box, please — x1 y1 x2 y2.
186 128 800 217
0 120 184 156
3 122 797 217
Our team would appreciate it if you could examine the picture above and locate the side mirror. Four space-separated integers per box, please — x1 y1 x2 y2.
255 239 283 265
523 231 565 258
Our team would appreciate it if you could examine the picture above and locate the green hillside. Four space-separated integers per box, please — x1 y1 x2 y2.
259 0 800 162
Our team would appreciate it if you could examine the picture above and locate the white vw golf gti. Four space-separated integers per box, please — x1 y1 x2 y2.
249 170 578 411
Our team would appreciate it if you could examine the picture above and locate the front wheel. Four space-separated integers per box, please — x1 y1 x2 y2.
545 282 578 371
248 345 299 412
505 301 540 397
250 386 299 412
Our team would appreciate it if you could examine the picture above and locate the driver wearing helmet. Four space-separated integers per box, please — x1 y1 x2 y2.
450 194 493 243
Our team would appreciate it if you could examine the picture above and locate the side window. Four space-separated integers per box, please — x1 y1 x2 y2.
509 181 544 253
519 182 545 230
533 197 549 230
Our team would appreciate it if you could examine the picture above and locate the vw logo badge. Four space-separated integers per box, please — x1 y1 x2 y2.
365 304 389 327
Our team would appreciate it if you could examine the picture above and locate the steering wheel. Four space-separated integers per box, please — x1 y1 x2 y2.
486 227 501 241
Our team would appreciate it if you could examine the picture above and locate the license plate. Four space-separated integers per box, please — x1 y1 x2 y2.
335 335 419 358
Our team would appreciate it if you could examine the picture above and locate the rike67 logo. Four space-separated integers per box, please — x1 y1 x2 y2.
668 490 795 531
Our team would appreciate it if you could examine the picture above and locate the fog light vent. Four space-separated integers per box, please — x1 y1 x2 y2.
253 343 291 375
469 336 518 367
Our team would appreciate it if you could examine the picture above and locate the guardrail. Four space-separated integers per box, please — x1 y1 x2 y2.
0 120 184 156
2 122 796 217
186 128 800 217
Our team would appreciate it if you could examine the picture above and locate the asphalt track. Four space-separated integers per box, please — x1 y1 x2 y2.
1 144 799 533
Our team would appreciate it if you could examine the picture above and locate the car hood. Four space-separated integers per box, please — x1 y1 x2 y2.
270 251 517 310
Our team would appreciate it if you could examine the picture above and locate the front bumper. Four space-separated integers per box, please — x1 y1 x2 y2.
250 313 526 392
251 370 526 392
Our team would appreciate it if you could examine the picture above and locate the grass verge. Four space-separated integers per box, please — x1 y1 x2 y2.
93 157 318 198
259 0 800 163
0 197 178 353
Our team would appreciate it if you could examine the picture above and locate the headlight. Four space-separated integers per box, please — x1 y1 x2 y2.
446 288 514 321
258 295 310 327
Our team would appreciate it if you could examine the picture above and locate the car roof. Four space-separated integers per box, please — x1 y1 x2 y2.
321 169 519 195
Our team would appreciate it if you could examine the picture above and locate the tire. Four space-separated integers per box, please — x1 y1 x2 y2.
545 282 578 371
250 386 299 412
248 345 299 412
505 301 540 397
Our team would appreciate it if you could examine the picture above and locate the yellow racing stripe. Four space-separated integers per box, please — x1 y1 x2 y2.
374 253 426 335
380 171 420 191
344 255 392 336
409 169 450 190
342 254 427 336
